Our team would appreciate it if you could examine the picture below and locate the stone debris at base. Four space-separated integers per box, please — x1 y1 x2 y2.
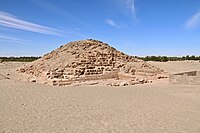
18 39 167 86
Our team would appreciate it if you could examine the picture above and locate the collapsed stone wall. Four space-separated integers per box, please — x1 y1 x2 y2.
169 71 200 85
53 71 119 86
18 39 167 86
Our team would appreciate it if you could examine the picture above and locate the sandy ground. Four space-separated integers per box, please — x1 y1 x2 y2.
1 61 200 132
148 61 200 74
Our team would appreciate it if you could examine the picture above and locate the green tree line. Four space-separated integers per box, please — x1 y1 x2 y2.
0 55 200 63
0 57 41 62
139 55 200 62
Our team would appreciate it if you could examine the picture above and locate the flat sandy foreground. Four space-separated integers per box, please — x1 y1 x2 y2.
0 61 200 132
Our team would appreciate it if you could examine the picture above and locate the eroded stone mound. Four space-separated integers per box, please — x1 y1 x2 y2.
18 39 167 86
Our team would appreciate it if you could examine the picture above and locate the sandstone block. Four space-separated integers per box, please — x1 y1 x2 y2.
120 81 129 86
30 79 36 83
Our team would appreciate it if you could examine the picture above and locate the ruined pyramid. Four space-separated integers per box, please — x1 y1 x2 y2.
19 39 166 86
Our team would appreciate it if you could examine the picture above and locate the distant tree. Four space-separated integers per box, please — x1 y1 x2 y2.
186 55 190 60
0 57 40 62
190 55 196 60
161 56 168 62
139 55 200 62
182 56 186 60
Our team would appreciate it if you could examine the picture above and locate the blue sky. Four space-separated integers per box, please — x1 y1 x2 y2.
0 0 200 56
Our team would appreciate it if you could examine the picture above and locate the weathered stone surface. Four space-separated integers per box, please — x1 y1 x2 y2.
138 78 145 84
30 79 36 83
170 71 200 85
18 39 165 86
131 81 140 85
120 81 129 86
19 68 25 73
87 82 99 85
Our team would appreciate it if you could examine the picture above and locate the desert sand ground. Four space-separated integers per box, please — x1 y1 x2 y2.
148 60 200 74
1 61 200 132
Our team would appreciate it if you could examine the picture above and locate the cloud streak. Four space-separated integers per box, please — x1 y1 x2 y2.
105 19 122 29
0 11 70 37
120 0 137 21
28 0 93 30
185 12 200 29
0 35 28 43
127 0 137 20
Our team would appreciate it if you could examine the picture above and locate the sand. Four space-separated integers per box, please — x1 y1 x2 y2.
1 61 200 132
148 61 200 74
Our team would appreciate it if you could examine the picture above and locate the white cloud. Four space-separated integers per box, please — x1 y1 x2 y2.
127 0 136 18
105 19 121 29
0 35 28 43
185 12 200 29
0 11 70 37
121 0 137 21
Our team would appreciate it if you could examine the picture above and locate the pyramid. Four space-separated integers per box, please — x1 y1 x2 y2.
19 39 166 86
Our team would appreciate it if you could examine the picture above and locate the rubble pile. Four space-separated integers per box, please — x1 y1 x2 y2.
18 39 167 86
